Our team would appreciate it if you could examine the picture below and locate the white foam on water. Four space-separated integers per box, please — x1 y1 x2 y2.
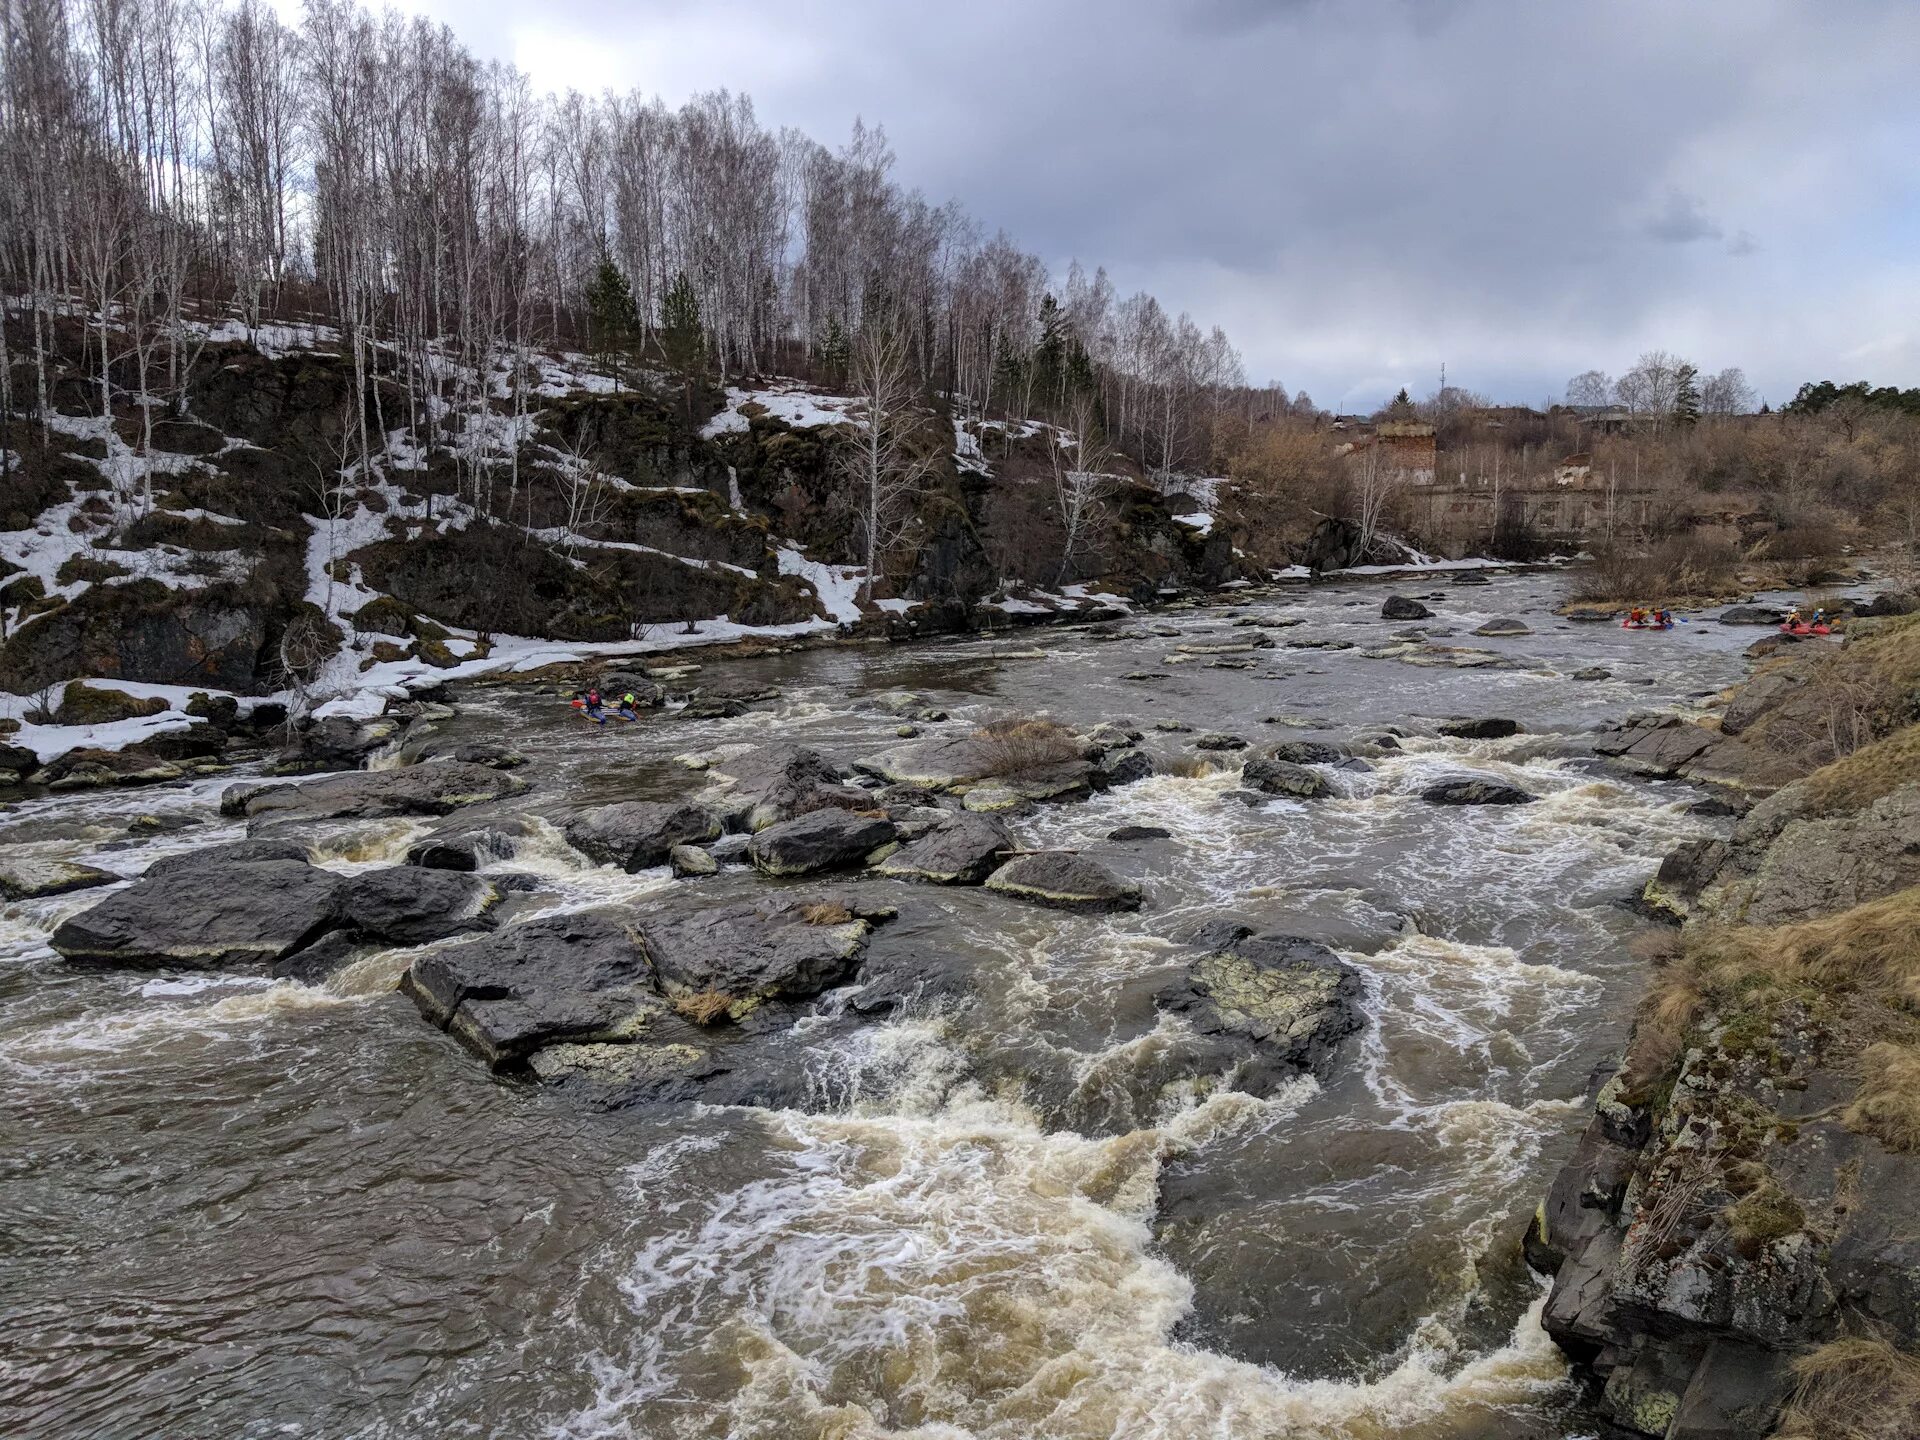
559 1027 1566 1438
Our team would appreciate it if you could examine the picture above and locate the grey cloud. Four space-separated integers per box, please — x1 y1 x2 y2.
1644 190 1725 244
395 0 1920 408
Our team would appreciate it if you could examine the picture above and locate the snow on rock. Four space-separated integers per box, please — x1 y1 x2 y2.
701 383 860 440
776 546 866 624
1171 513 1214 537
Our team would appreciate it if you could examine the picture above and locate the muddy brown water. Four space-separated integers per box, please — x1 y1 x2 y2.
1 575 1770 1438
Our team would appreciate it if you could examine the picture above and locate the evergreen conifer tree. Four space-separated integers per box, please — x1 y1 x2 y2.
585 257 638 385
1673 363 1702 426
660 271 704 376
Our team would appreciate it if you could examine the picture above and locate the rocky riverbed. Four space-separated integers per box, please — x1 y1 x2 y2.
3 572 1804 1438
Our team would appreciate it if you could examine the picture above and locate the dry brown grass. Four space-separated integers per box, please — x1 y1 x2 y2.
1791 724 1920 819
672 990 736 1025
1624 887 1920 1147
1778 1337 1920 1440
972 716 1085 777
797 901 854 926
1843 1042 1920 1153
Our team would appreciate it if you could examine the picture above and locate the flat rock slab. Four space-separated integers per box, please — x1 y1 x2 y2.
146 838 311 875
223 762 528 825
51 860 346 969
747 809 895 876
0 854 121 901
1420 777 1538 806
1592 717 1719 777
1473 618 1533 636
856 733 999 790
639 892 895 1000
985 853 1142 912
564 801 724 871
404 893 896 1070
873 813 1009 884
405 908 658 1068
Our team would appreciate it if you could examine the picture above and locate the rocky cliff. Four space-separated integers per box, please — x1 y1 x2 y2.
1534 614 1920 1438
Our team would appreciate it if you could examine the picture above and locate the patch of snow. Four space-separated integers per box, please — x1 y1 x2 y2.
1171 513 1214 537
776 546 865 624
700 382 860 440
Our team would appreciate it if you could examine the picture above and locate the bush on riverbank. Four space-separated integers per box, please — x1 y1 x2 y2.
1564 534 1744 607
972 716 1083 776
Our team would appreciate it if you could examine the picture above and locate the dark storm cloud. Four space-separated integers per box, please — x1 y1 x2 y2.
373 0 1920 409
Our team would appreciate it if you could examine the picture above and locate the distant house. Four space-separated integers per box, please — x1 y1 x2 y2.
1374 421 1437 485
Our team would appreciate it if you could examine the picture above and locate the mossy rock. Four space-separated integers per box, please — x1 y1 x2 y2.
410 636 460 669
350 595 415 635
55 554 132 586
55 682 168 725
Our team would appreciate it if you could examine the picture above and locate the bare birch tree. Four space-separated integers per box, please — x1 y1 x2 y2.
837 328 937 606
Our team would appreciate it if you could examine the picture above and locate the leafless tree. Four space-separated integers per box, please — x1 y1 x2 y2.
1701 366 1756 418
1051 395 1114 584
836 328 938 606
1565 370 1613 409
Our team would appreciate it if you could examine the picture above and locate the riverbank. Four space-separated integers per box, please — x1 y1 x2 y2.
1530 611 1920 1438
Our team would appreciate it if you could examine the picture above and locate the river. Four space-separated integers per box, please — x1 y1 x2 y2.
0 573 1762 1438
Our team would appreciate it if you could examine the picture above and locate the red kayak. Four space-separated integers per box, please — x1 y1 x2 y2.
1778 623 1832 637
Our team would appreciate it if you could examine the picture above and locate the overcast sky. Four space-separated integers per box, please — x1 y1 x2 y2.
312 0 1920 412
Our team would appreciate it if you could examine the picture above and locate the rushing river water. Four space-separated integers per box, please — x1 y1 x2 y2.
2 573 1767 1439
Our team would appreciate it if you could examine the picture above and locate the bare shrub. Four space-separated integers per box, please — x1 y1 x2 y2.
1565 533 1742 605
972 716 1084 777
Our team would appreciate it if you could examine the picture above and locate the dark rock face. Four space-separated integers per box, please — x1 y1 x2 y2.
50 860 345 969
1154 926 1366 1087
639 893 893 1001
1718 670 1804 737
341 869 501 945
564 801 724 871
1265 740 1348 766
1192 733 1248 752
872 813 1008 884
713 745 869 831
0 582 271 694
1858 591 1919 618
1108 825 1172 842
1381 595 1433 621
1095 746 1155 787
1419 777 1537 806
1241 758 1331 798
984 852 1142 911
221 761 529 825
1437 717 1523 740
1704 782 1920 927
275 715 401 773
145 838 311 875
1591 716 1720 779
747 808 895 876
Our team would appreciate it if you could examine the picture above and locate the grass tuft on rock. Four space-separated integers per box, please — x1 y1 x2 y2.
1778 1337 1920 1440
798 901 854 926
671 990 736 1025
972 716 1083 777
1843 1042 1920 1153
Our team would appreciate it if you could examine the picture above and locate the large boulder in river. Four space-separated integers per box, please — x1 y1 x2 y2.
1382 595 1432 620
1438 717 1523 740
145 838 310 875
872 813 1009 884
50 859 345 969
638 892 895 1003
710 745 869 831
403 892 895 1069
273 714 401 773
1420 777 1538 806
221 761 528 825
856 731 999 790
747 808 895 876
984 852 1142 911
1718 604 1784 626
1156 924 1366 1080
1241 758 1331 798
563 801 724 871
341 868 501 945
